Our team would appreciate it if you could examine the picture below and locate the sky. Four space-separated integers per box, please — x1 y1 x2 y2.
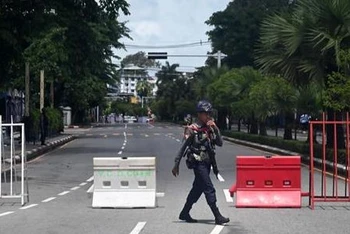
112 0 230 73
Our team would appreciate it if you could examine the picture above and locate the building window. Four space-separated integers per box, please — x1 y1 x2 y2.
131 78 135 81
131 83 135 86
131 89 135 93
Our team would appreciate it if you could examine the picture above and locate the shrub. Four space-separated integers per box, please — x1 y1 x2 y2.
23 108 40 143
223 131 347 165
45 107 63 136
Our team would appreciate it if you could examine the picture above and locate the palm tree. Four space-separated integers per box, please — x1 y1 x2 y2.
256 0 350 147
136 80 153 108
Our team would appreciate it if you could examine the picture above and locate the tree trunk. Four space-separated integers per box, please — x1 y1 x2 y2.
250 113 258 134
275 115 279 137
326 109 345 149
259 120 267 136
238 118 241 132
283 112 294 140
217 108 228 130
307 123 317 143
228 115 232 130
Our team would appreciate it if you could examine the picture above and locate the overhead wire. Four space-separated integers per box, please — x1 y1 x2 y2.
123 40 211 49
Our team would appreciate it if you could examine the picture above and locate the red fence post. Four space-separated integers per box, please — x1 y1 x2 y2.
309 121 315 210
347 113 350 200
322 112 327 201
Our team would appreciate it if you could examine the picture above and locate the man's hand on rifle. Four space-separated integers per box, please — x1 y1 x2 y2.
172 165 179 177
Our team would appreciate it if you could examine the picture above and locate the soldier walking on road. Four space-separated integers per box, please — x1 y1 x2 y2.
172 100 230 225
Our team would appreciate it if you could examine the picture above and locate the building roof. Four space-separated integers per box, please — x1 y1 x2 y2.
122 64 145 71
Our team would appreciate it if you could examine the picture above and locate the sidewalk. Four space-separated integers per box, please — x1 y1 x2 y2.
223 135 347 175
1 134 76 174
230 125 324 142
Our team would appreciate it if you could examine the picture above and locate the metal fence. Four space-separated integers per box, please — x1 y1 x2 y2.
0 116 29 206
309 113 350 209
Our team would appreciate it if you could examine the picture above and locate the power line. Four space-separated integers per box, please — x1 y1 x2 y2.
123 40 211 49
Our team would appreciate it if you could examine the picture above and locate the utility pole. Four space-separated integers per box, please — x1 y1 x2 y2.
25 63 30 116
40 70 45 111
217 50 222 68
50 80 54 108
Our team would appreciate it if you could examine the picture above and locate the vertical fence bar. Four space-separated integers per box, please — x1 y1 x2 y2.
0 115 2 197
333 113 338 199
21 124 25 205
10 116 13 196
322 113 326 200
346 113 350 199
310 122 315 209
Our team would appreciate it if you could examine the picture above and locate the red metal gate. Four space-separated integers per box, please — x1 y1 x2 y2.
309 113 350 209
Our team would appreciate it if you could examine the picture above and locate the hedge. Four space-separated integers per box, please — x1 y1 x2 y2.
23 107 63 143
223 131 348 166
45 107 64 136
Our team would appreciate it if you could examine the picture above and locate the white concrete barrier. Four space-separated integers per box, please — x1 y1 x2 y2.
92 157 156 208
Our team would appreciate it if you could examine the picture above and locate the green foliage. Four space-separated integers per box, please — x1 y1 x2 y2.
256 0 350 87
0 0 130 123
122 51 161 68
110 101 147 116
45 107 63 135
136 80 153 98
153 62 196 121
206 0 293 68
223 130 348 166
324 72 350 111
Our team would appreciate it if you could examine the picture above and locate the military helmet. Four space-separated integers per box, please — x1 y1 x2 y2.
196 100 213 113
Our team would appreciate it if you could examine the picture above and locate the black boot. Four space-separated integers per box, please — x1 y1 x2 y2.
210 204 230 225
179 203 198 223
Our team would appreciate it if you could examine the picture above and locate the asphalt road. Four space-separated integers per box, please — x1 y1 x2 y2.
1 122 350 234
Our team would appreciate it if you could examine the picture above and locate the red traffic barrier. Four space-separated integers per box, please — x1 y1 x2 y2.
229 156 302 208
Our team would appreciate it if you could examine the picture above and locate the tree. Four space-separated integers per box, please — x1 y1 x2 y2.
136 80 153 107
206 67 263 132
121 51 161 68
206 0 293 68
0 0 131 123
256 0 350 147
153 62 196 121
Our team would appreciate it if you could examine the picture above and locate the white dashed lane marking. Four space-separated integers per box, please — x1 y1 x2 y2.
42 197 56 203
0 211 14 217
210 225 225 234
58 191 70 196
223 189 234 203
118 151 122 155
87 176 94 182
71 186 80 191
80 182 87 186
20 204 38 210
130 222 147 234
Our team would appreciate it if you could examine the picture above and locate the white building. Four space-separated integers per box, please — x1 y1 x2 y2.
118 64 157 99
147 76 158 96
119 64 146 96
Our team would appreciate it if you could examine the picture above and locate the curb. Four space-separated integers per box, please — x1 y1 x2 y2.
26 135 76 161
223 136 349 176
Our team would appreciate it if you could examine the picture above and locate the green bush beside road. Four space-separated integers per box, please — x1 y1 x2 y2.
223 131 348 166
23 108 63 143
45 107 64 136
